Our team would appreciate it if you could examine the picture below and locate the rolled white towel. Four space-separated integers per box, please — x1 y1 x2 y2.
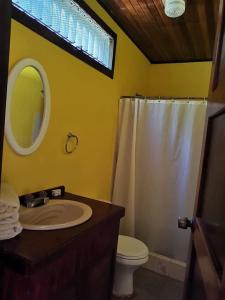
0 210 19 222
0 222 22 240
0 206 8 214
0 183 20 209
0 209 19 220
0 221 21 231
0 205 18 214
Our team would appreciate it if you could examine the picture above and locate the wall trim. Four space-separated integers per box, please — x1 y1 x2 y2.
0 0 11 179
151 59 212 64
144 252 187 282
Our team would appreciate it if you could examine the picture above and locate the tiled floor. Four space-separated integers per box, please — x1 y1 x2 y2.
113 268 184 300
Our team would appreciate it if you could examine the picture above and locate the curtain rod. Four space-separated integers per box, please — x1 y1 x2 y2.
121 96 207 100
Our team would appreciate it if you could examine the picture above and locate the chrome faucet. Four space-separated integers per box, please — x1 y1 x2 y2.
23 191 49 208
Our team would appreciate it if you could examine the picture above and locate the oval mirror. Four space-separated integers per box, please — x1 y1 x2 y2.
5 58 50 155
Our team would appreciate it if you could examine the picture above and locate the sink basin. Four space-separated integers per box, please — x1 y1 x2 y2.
19 199 92 230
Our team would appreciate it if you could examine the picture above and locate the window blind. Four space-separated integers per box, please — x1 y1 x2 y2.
12 0 114 70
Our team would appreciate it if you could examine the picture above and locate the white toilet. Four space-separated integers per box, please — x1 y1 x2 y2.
113 235 149 298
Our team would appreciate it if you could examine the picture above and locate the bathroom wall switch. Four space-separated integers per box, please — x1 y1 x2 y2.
51 189 62 197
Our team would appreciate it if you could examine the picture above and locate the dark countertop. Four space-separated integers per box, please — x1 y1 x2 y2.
0 193 124 272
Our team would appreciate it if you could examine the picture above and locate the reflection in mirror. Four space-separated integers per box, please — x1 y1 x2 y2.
5 58 50 156
11 66 44 148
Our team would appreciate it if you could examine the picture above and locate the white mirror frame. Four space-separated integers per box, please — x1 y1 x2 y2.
5 58 51 156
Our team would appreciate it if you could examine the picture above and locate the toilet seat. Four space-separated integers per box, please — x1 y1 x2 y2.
116 254 149 266
117 235 149 260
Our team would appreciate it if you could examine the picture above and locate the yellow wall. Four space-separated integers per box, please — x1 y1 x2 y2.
148 62 212 97
2 1 149 200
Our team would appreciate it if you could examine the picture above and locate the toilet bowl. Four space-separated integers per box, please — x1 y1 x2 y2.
113 235 149 297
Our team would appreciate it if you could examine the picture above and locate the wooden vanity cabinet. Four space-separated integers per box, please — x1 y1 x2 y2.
0 193 125 300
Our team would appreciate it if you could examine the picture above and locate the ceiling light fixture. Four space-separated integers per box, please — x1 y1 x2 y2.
163 0 186 18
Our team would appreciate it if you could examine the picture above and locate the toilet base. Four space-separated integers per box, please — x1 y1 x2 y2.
113 235 149 298
112 291 135 299
113 262 138 297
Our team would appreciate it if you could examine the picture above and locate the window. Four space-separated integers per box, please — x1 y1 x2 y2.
12 0 117 78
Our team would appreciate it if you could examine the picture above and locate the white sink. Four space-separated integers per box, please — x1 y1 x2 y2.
19 199 92 230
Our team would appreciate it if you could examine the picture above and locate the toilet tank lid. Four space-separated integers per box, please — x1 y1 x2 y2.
117 235 149 259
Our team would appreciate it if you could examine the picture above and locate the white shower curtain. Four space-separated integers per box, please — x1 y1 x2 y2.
112 98 206 262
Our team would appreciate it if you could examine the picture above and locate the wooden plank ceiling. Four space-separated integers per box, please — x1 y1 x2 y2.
97 0 220 63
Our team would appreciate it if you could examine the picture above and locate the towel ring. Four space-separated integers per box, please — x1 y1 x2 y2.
65 132 79 154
